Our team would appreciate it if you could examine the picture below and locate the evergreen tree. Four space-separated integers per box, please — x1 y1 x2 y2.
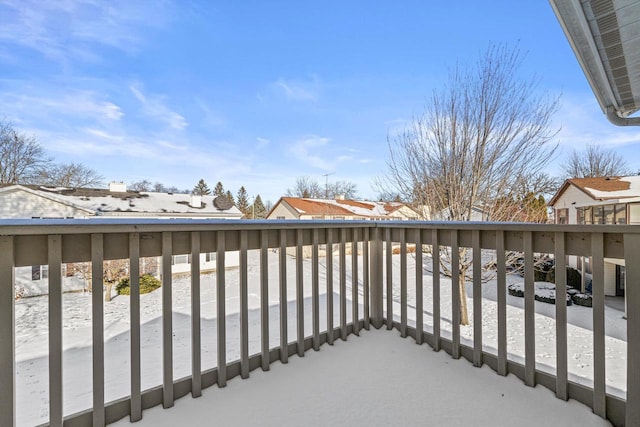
192 178 211 195
225 190 235 206
213 181 225 197
236 186 250 217
252 194 267 219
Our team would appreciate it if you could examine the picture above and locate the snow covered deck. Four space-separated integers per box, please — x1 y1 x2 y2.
112 329 609 427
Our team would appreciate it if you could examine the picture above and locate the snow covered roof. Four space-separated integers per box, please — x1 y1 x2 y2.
270 197 415 219
549 176 640 206
0 184 243 218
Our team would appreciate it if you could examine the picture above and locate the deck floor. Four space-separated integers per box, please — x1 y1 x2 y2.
112 329 611 427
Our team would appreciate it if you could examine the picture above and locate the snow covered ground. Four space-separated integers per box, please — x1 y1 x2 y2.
15 250 626 426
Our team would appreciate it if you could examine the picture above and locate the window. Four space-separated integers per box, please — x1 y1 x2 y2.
615 204 627 224
32 265 48 281
584 206 593 224
556 208 568 224
593 206 604 224
172 254 191 265
603 205 614 224
205 252 216 262
576 207 585 224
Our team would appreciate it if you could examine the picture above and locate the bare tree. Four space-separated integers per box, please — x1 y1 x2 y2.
0 119 50 184
286 176 324 198
286 176 358 199
129 179 152 192
327 180 358 199
35 162 104 188
380 44 559 324
562 144 630 178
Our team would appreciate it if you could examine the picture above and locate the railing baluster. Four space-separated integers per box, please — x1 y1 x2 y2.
0 236 16 427
554 232 567 399
523 231 535 387
279 230 288 363
296 229 305 356
162 232 174 407
91 234 105 427
190 232 202 396
312 229 320 350
352 228 359 336
472 230 482 367
363 227 370 331
340 228 347 341
451 230 460 359
48 235 63 427
496 230 507 376
386 227 393 330
240 231 249 378
591 233 606 417
326 229 334 344
216 231 227 386
400 228 407 338
260 230 270 370
432 229 441 352
625 232 640 426
415 229 423 345
129 233 142 421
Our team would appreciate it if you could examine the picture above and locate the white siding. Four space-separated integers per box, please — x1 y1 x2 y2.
552 185 595 224
267 203 299 219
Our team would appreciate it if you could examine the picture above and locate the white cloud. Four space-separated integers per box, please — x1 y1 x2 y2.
554 94 640 149
289 135 334 170
0 89 123 122
272 76 320 101
256 137 271 149
0 0 174 64
130 84 188 130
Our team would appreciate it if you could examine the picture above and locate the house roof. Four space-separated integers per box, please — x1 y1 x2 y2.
550 0 640 125
270 197 415 219
549 175 640 206
0 184 243 218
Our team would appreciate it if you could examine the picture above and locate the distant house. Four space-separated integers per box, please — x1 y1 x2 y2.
267 197 420 220
0 182 242 297
549 175 640 298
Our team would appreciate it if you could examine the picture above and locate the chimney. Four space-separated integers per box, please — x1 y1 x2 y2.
190 194 202 208
109 182 127 193
336 194 345 200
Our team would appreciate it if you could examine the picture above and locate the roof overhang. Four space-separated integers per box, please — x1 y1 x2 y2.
550 0 640 126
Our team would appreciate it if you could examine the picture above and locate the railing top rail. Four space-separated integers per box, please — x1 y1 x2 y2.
1 218 640 236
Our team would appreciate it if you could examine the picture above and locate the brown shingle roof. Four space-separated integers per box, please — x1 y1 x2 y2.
282 198 354 216
549 176 633 206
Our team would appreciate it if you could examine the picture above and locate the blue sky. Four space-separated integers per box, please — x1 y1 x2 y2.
1 0 639 204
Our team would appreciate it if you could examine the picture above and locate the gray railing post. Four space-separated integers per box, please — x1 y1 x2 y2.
0 236 15 427
369 226 384 329
625 232 640 426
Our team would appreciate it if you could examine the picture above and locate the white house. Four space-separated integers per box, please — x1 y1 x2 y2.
549 175 640 298
267 197 420 220
0 182 243 296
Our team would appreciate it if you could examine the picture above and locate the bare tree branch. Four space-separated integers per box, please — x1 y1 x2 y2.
562 144 630 178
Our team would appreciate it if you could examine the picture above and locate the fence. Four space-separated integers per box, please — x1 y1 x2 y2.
0 219 638 426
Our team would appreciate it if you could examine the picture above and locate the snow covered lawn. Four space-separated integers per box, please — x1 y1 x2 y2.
15 251 626 426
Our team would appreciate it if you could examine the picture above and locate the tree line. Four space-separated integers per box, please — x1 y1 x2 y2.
191 178 269 219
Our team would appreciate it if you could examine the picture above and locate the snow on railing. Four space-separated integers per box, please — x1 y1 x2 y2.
0 220 639 426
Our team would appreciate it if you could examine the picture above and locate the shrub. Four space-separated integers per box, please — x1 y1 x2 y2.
566 267 582 289
116 274 161 295
572 293 593 307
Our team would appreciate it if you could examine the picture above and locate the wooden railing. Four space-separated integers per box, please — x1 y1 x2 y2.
0 219 639 426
